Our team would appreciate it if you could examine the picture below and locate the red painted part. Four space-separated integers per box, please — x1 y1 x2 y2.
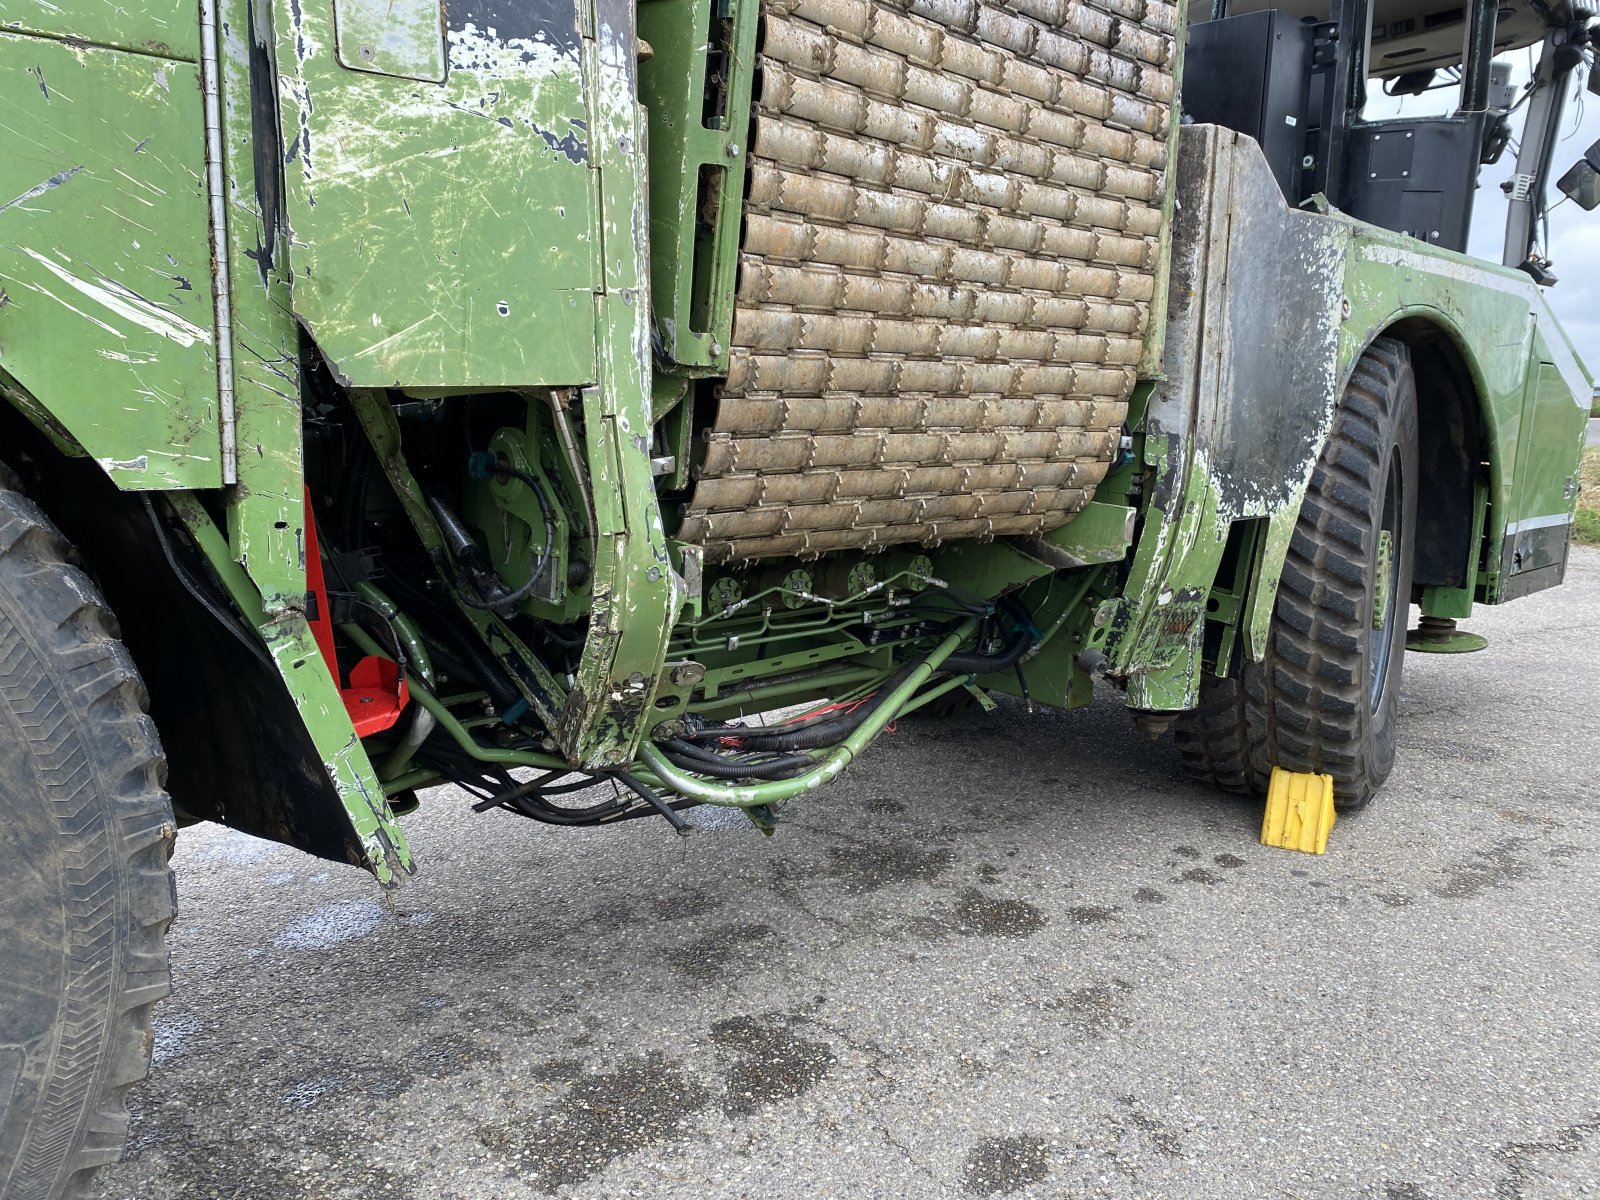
343 656 411 738
303 487 340 674
303 487 410 738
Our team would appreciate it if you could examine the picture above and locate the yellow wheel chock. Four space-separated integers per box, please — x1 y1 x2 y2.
1260 768 1336 855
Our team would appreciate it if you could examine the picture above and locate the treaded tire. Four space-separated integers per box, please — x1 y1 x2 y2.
1177 338 1419 810
1173 677 1252 794
0 462 176 1200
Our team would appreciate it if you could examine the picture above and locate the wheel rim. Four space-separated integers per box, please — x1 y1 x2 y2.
1368 450 1403 711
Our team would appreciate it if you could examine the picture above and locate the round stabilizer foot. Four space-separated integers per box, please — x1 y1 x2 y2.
1405 615 1488 654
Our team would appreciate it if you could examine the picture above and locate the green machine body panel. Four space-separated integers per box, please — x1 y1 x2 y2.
0 0 198 58
1103 126 1591 711
636 0 759 375
273 0 599 388
0 34 221 490
1342 240 1590 605
1502 324 1590 595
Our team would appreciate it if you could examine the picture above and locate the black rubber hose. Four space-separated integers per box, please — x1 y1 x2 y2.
942 627 1033 674
690 602 1035 755
614 770 693 834
661 740 817 780
733 715 866 753
941 597 1038 674
431 464 556 615
659 752 811 781
733 665 921 752
492 465 557 592
684 702 860 742
141 496 276 671
662 738 817 778
661 737 808 768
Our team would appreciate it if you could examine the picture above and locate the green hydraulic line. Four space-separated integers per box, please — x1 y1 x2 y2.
694 663 882 715
350 583 437 777
892 672 977 717
341 624 569 774
382 767 441 796
350 618 981 808
344 624 682 803
356 581 434 686
639 618 978 808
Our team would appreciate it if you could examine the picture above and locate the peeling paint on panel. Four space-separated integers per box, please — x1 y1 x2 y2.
21 248 212 346
0 165 84 214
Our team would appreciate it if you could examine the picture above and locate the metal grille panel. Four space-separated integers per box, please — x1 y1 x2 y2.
680 0 1177 563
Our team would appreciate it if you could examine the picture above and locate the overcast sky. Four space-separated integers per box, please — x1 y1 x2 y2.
1367 53 1600 376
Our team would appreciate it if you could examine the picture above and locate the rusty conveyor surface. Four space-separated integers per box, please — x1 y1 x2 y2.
678 0 1177 564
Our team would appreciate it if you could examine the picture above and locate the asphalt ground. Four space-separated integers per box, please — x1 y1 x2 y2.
93 549 1600 1200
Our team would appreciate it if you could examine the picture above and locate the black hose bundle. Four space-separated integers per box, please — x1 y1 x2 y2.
942 627 1033 674
435 461 558 616
660 595 1039 782
415 739 697 830
943 595 1038 674
660 737 818 780
672 599 1036 761
731 663 921 752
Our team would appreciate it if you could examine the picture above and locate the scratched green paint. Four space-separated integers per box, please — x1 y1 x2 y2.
1107 196 1589 707
331 0 446 84
558 0 686 768
1336 227 1587 610
0 35 221 490
0 0 197 60
1117 450 1228 711
168 492 414 884
216 0 318 609
4 0 1595 870
1511 327 1590 552
1268 225 1586 657
217 0 412 872
272 0 598 388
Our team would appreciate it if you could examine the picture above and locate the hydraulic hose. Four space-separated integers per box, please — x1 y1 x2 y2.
354 582 434 687
661 739 817 779
732 664 920 752
639 618 977 807
941 597 1038 674
942 627 1034 675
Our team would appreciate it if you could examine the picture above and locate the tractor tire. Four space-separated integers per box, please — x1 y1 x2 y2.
1176 338 1419 810
1172 677 1252 795
0 463 175 1200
